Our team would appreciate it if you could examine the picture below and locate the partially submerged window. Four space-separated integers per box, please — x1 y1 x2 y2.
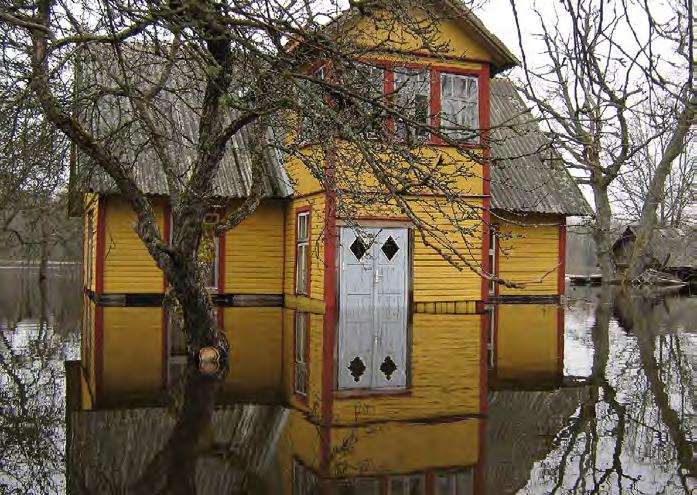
295 211 310 295
440 73 479 143
435 470 474 495
394 68 430 142
293 460 319 495
294 311 309 396
390 475 426 495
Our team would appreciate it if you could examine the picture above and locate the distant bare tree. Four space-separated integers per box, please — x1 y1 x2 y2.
612 105 696 229
508 0 695 282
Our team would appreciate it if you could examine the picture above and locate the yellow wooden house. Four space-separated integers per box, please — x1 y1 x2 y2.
77 2 589 404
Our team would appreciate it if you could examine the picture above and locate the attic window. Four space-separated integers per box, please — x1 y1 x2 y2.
440 73 479 143
394 68 430 142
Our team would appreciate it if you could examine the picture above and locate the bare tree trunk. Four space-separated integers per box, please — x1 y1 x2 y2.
627 94 696 280
38 223 49 283
591 182 615 282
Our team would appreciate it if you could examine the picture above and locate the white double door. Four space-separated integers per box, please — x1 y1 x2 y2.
338 227 408 390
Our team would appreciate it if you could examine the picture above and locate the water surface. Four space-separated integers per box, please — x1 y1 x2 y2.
0 270 695 494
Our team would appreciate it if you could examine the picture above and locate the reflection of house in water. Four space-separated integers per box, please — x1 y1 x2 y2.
487 303 564 389
67 303 486 493
484 303 587 495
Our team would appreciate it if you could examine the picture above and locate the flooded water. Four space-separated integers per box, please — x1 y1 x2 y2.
0 269 695 494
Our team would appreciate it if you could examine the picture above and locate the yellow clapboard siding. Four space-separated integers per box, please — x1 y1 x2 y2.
330 419 481 476
332 313 482 422
102 196 165 294
351 9 492 61
222 307 283 397
496 214 562 296
101 307 163 398
496 304 560 380
224 201 285 294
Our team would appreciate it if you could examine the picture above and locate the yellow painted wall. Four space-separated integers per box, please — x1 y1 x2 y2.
411 198 484 303
284 154 324 196
496 304 560 381
101 307 164 399
334 144 485 198
496 214 562 296
349 7 492 61
330 419 480 476
102 196 165 294
224 201 285 295
221 307 283 400
283 194 326 303
332 313 482 422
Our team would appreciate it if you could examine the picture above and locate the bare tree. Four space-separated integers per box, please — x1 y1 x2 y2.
508 0 695 282
612 104 696 229
0 0 512 357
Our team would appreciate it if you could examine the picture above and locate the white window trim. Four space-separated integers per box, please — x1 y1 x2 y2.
295 211 310 295
294 311 308 396
440 72 480 143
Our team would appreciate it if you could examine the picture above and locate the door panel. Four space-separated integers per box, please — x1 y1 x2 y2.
338 227 409 390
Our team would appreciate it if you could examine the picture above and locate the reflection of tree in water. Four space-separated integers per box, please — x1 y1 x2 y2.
67 364 286 494
521 287 696 494
0 273 80 494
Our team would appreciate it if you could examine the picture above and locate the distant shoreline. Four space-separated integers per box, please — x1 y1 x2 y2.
0 260 80 268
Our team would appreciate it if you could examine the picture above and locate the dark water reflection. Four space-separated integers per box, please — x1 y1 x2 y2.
0 270 695 494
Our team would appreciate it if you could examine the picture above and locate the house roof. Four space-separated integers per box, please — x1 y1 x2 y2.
613 225 697 269
489 78 593 216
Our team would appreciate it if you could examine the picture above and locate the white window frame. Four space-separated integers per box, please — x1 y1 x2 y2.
440 73 479 143
394 68 430 142
294 311 309 396
295 211 310 295
488 225 497 297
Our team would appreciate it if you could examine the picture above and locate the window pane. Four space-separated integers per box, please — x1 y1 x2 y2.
395 69 430 141
295 313 306 362
296 243 308 294
440 73 479 142
298 213 309 241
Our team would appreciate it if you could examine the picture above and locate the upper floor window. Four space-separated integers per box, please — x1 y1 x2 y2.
440 73 479 143
295 210 310 295
394 68 430 142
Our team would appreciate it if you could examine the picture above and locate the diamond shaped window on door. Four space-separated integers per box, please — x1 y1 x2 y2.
381 236 400 261
350 236 368 261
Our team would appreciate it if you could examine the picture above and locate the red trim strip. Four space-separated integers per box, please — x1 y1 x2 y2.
94 305 104 404
557 306 565 375
95 196 106 295
479 309 488 416
162 202 171 292
558 217 567 296
430 68 442 144
474 418 486 495
322 192 337 422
